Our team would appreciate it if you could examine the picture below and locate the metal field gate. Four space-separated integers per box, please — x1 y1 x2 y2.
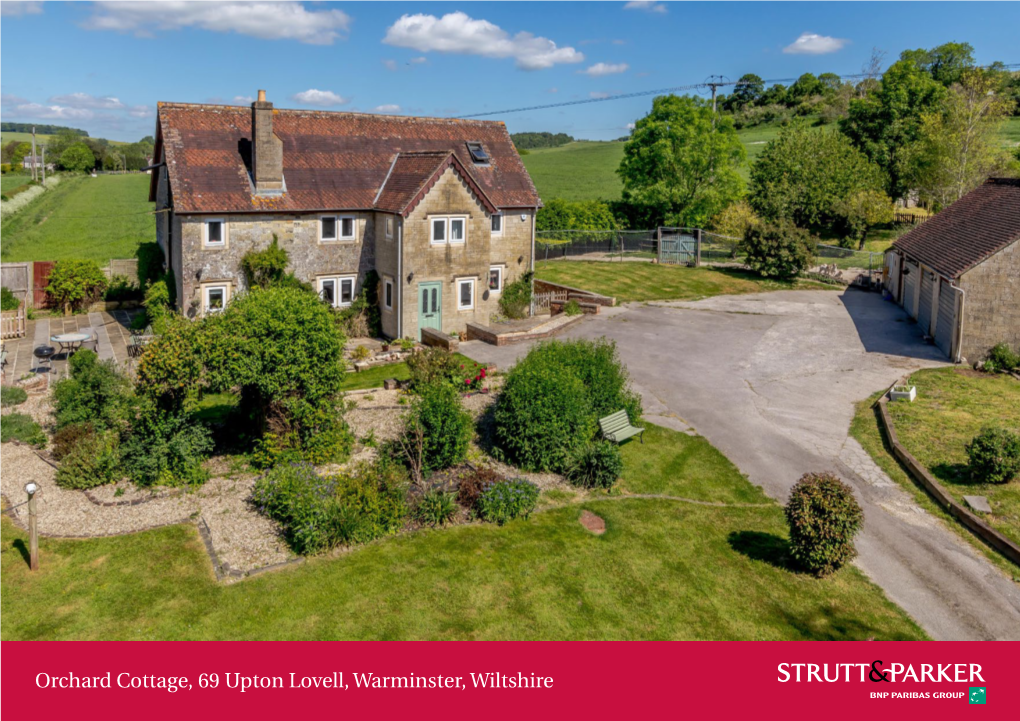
658 229 699 266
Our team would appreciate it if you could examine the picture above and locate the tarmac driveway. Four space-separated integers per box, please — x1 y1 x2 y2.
461 288 1020 640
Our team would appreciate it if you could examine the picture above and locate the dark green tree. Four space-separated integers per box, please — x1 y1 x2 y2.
59 142 97 173
900 41 975 87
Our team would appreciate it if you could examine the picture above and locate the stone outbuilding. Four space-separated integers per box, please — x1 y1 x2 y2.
884 177 1020 363
148 91 542 340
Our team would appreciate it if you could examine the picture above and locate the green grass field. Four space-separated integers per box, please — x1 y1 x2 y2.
1 422 925 640
1 175 33 194
1 131 129 147
535 260 835 302
0 173 154 263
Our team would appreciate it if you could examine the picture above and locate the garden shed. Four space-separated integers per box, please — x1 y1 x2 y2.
884 177 1020 363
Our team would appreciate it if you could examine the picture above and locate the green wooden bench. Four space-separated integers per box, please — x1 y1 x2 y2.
599 410 644 444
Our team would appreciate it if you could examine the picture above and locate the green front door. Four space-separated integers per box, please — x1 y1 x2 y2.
417 282 442 340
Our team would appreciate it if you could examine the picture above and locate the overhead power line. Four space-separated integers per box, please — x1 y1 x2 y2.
454 63 1020 119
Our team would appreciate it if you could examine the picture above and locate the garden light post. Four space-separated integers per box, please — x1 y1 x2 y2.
25 482 39 571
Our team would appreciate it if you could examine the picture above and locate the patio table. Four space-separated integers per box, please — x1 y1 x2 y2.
51 332 92 356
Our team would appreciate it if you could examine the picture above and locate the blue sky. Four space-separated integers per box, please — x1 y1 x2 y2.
2 1 1019 142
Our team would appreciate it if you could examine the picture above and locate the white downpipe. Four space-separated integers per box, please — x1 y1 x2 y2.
529 209 536 317
953 284 966 364
397 220 403 340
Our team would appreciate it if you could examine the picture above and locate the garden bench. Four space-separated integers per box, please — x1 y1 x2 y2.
599 410 643 444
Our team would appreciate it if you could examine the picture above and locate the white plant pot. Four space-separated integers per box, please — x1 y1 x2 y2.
890 385 916 402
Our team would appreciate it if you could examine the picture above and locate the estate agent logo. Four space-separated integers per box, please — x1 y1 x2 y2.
969 687 986 704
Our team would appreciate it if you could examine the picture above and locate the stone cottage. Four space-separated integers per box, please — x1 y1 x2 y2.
149 91 542 340
884 177 1020 362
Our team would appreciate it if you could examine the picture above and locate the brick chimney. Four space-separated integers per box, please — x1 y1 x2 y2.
251 89 284 194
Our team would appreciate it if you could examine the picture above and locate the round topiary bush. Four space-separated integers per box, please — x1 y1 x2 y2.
784 472 863 576
565 440 624 489
493 363 594 472
743 221 814 279
966 427 1020 484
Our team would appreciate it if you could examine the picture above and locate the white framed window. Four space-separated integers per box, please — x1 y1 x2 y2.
203 284 228 313
318 275 356 308
385 216 395 240
457 278 474 311
320 215 355 242
431 217 447 244
449 217 466 244
204 219 226 247
488 266 503 294
383 277 394 310
430 216 467 245
490 213 503 235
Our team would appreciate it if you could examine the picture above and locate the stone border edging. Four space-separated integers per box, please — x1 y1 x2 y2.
876 392 1020 568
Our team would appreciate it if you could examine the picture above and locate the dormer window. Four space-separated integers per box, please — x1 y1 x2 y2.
466 142 489 164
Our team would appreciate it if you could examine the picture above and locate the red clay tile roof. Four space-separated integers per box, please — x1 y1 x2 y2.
373 151 498 217
153 102 541 214
892 177 1020 279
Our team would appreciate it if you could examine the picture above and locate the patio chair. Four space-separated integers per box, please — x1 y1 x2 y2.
79 327 99 354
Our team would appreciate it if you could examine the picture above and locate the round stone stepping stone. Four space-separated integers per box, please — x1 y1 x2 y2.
579 510 606 535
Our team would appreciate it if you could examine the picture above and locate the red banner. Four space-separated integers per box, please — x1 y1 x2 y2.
1 641 1014 719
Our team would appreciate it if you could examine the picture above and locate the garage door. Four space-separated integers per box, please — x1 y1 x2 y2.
903 261 919 318
935 279 958 357
918 267 935 336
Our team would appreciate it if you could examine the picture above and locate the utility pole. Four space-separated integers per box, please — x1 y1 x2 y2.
41 145 46 183
704 76 728 127
30 126 38 181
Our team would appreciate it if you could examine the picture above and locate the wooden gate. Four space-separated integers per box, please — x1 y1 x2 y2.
33 260 56 308
658 230 699 266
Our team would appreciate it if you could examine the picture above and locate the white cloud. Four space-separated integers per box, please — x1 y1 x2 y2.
383 12 583 70
48 92 124 110
0 93 29 106
626 122 636 130
623 2 667 14
410 56 428 64
783 32 849 55
5 102 95 120
579 62 629 77
291 89 349 107
233 95 255 104
0 2 43 17
129 105 154 118
374 104 401 113
82 1 351 45
548 87 559 94
382 59 399 71
589 91 611 99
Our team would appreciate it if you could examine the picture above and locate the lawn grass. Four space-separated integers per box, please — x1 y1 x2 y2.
850 374 1020 577
0 174 154 263
0 131 129 147
0 420 925 640
535 260 835 302
1 175 34 194
340 353 478 392
884 368 1020 547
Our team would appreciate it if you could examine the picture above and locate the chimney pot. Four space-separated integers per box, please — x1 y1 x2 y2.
257 89 266 102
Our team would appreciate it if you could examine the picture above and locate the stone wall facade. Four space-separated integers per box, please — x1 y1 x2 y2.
157 164 534 336
958 240 1020 362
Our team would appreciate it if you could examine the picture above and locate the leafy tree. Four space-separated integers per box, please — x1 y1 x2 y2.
510 132 574 150
60 142 97 173
832 189 894 249
743 221 814 279
45 259 108 314
759 83 788 106
788 73 823 102
536 198 620 232
618 94 745 227
708 200 760 239
903 70 1017 210
241 235 291 289
840 59 948 198
749 125 885 230
730 73 765 109
6 141 32 168
900 41 975 87
817 72 843 94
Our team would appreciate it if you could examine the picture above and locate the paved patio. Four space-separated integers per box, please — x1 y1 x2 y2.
1 309 142 381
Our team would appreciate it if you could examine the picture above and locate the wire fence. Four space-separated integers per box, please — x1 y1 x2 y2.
535 229 658 260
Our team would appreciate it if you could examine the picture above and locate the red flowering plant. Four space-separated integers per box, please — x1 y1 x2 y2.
457 361 487 392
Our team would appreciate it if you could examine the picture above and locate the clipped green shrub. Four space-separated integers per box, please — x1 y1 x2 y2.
121 408 214 487
1 385 28 407
51 422 95 461
55 431 120 489
983 343 1020 373
415 490 458 527
252 460 408 555
52 350 133 431
565 440 624 489
404 381 473 474
45 259 108 314
0 413 46 447
966 427 1020 484
494 363 594 472
405 347 460 390
477 478 539 525
1 286 20 311
743 221 814 279
784 472 863 576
